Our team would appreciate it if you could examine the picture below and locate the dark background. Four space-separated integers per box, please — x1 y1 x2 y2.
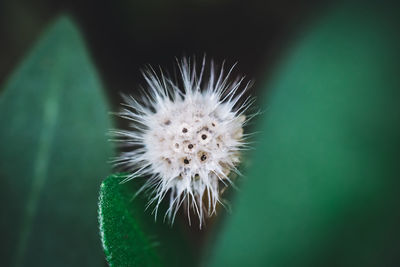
0 0 326 106
2 1 400 266
0 0 329 259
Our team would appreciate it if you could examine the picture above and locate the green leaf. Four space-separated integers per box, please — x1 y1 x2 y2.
0 17 113 266
99 174 197 267
209 3 400 267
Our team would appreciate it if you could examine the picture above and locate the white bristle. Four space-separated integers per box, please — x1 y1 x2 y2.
111 57 255 228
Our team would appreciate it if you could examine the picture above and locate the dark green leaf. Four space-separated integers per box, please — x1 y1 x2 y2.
209 3 400 267
0 17 113 266
99 174 197 267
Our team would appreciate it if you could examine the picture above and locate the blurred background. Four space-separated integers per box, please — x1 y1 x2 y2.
0 0 326 105
2 0 400 266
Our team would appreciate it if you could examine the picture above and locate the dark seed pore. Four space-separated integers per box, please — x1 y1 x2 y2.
201 154 207 161
182 128 188 133
184 158 190 164
201 134 207 140
188 144 193 149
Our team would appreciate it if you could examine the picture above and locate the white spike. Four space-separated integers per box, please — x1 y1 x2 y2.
111 56 254 227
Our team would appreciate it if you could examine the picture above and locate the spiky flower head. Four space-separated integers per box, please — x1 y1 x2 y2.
112 57 254 227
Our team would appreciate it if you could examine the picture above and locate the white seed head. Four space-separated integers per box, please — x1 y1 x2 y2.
111 57 254 227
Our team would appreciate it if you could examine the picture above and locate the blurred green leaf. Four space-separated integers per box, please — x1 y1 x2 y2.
209 3 400 267
99 174 197 267
0 16 113 266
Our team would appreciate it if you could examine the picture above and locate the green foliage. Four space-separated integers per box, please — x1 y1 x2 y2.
2 2 400 267
208 3 400 267
0 17 113 266
98 174 196 267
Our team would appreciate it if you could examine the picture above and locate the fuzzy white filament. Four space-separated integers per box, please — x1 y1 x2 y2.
111 57 254 227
